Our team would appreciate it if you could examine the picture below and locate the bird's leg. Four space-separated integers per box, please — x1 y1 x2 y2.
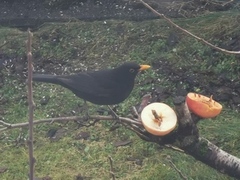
107 105 121 131
78 100 89 120
107 105 120 121
76 100 90 127
82 100 90 119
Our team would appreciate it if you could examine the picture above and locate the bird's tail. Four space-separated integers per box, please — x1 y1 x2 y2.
32 74 61 85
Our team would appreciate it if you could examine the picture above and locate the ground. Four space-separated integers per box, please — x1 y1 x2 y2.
0 0 240 179
1 0 240 110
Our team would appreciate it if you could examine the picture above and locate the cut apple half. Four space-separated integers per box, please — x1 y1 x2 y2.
141 102 177 136
186 92 222 118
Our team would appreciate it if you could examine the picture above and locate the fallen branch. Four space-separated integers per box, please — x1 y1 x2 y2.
140 0 240 55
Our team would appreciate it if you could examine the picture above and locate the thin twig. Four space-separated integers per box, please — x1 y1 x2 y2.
164 144 185 153
0 41 8 49
131 106 139 118
222 0 234 6
27 28 35 180
108 156 115 180
0 115 142 132
137 93 151 113
167 156 188 180
140 0 240 55
0 120 11 127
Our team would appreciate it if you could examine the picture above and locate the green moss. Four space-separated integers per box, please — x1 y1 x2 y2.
197 138 210 156
0 11 240 179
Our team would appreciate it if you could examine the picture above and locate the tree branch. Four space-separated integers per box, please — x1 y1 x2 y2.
0 115 142 132
139 0 240 55
1 95 239 178
172 96 240 179
27 28 35 180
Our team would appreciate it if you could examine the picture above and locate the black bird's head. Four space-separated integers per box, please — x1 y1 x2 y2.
113 62 151 80
108 62 150 104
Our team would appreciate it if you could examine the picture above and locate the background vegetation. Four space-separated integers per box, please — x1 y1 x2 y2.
0 6 240 180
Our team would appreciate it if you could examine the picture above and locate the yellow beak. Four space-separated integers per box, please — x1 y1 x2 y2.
139 64 151 71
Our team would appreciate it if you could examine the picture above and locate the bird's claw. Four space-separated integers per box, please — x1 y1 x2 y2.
107 105 120 121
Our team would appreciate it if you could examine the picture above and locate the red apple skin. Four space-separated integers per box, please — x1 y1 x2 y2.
186 92 222 118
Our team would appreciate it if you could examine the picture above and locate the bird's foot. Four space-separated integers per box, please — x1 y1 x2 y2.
80 101 91 119
107 105 122 131
107 105 120 121
75 101 91 127
83 112 90 121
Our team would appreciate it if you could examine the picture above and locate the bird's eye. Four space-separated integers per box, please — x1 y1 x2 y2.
129 68 135 73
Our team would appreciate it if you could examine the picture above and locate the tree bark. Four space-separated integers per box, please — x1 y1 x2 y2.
170 96 240 178
131 96 240 179
184 137 240 178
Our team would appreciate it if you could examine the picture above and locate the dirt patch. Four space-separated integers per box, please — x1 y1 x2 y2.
0 0 239 28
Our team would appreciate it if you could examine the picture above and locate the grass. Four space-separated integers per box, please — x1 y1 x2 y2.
0 11 240 179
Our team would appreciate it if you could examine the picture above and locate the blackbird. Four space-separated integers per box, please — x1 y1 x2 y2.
33 62 150 105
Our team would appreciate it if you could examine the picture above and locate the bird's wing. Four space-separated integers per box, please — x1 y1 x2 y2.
58 72 115 98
